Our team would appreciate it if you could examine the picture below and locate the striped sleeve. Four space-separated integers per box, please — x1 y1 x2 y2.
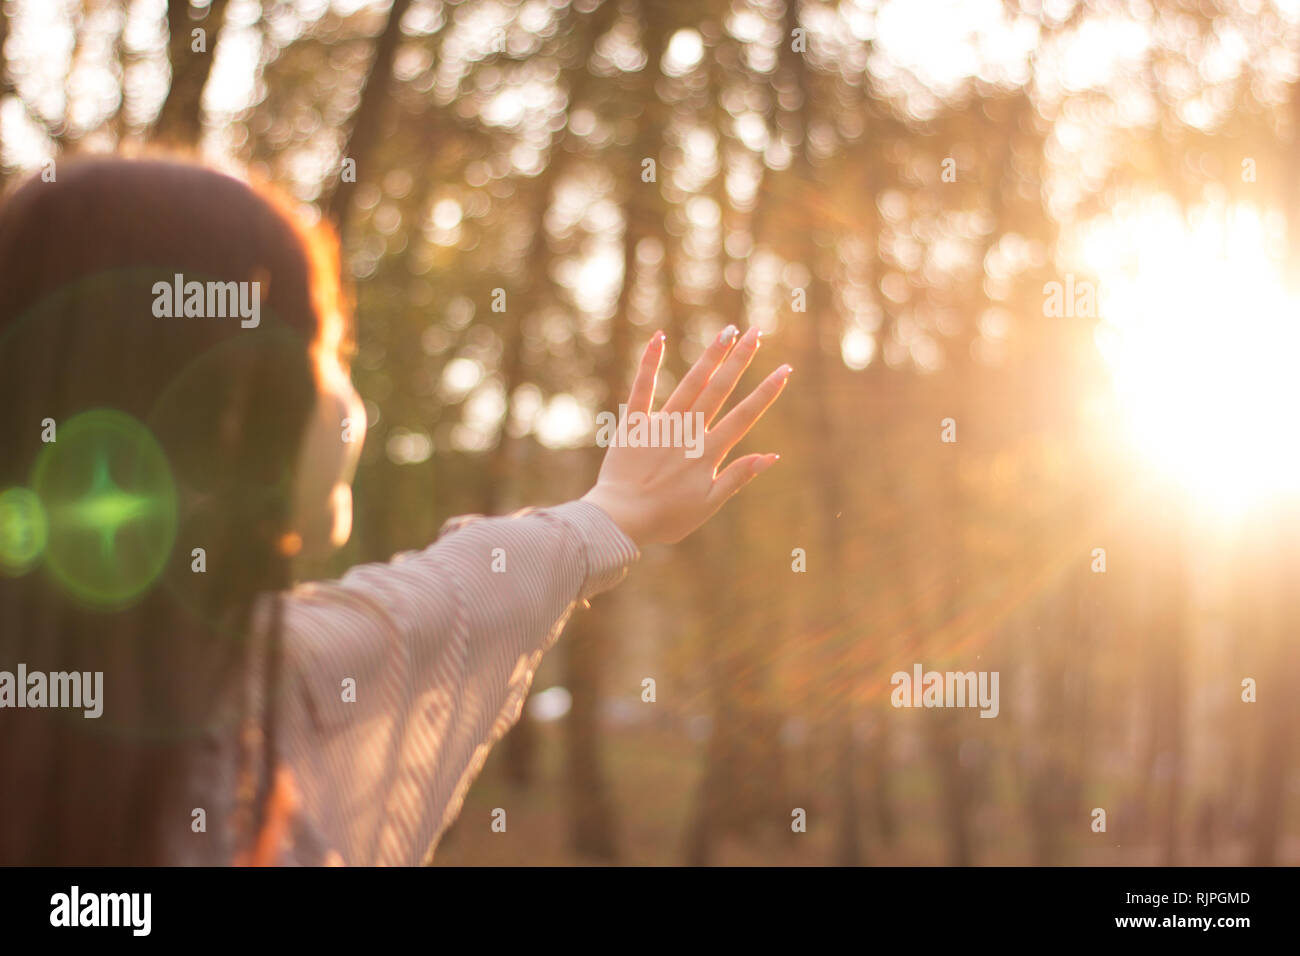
278 499 639 866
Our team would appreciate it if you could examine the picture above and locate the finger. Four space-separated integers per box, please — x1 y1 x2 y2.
706 452 780 510
707 363 792 461
625 330 665 416
662 323 740 414
693 325 762 424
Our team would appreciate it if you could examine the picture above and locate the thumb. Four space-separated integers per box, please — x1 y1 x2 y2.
707 453 779 509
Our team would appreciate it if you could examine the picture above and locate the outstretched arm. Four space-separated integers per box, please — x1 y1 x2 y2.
279 329 789 865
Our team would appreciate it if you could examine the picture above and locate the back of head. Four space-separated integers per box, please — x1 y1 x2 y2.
0 155 339 863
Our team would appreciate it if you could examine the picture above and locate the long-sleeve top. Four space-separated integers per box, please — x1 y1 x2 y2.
273 499 639 866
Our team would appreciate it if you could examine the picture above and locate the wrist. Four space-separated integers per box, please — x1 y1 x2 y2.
580 485 645 547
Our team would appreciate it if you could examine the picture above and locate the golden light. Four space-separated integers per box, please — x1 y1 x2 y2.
1083 196 1300 517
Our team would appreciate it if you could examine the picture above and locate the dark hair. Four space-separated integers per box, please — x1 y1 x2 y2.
0 155 349 864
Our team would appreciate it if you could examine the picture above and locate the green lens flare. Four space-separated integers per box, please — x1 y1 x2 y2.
0 487 47 575
31 409 177 609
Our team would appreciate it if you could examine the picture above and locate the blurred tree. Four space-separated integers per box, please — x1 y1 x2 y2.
155 0 230 145
322 0 414 233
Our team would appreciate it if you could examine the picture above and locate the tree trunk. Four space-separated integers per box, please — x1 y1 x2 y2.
564 599 620 861
1250 504 1299 864
154 0 230 145
321 0 414 234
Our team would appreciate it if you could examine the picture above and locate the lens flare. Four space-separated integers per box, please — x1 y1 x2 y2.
30 409 178 609
0 487 47 575
1083 199 1300 516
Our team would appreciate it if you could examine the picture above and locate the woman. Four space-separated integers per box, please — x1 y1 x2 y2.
0 156 789 865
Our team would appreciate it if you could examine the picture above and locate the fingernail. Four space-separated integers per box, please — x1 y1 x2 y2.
655 330 666 343
741 327 760 345
775 363 793 378
717 324 738 346
754 453 780 474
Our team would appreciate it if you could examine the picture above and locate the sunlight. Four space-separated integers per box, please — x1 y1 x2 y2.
1082 197 1300 516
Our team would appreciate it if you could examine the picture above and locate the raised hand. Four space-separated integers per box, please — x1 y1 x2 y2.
581 326 791 546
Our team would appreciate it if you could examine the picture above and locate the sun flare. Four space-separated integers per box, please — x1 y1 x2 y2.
1082 197 1300 516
